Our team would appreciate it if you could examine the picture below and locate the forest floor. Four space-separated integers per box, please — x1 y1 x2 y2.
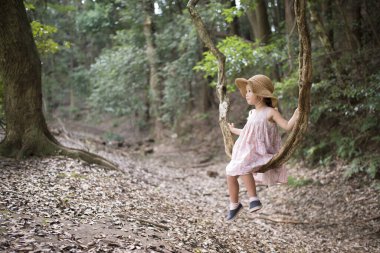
0 123 380 253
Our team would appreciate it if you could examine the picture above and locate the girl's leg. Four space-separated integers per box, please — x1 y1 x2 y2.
226 175 243 221
241 173 262 212
227 175 239 203
241 173 257 198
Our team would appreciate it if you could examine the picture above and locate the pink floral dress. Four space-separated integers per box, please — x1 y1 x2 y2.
226 107 287 185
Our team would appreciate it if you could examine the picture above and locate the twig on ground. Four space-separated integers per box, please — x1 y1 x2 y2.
135 218 170 230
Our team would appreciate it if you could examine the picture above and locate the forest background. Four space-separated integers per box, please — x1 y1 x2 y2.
1 0 379 180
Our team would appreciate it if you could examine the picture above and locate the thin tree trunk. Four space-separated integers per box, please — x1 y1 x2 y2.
200 75 214 112
321 0 334 49
285 0 295 34
229 0 240 36
254 0 272 43
0 0 117 170
143 0 164 138
246 0 272 43
246 8 258 41
285 0 296 74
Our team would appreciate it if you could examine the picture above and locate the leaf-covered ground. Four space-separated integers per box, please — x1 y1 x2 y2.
0 133 379 252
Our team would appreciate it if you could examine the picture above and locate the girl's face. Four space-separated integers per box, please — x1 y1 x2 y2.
245 86 262 106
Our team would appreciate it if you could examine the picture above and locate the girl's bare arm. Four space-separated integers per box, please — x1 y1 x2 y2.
228 123 242 135
270 108 299 132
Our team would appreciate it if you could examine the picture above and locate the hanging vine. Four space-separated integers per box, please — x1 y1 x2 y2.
187 0 234 157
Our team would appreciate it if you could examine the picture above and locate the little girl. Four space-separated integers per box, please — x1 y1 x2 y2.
226 74 299 221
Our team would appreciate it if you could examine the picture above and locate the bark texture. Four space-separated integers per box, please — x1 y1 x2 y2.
0 0 117 170
187 0 234 157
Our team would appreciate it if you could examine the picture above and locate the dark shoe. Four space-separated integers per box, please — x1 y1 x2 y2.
226 203 243 221
249 200 262 212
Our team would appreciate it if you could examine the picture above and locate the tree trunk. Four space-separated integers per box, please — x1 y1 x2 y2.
246 0 271 43
142 0 164 138
285 0 295 34
200 75 214 112
285 0 296 74
0 0 117 170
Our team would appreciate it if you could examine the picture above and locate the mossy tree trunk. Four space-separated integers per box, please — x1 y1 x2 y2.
0 0 117 170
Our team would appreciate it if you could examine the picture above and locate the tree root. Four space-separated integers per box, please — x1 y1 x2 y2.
58 146 119 171
0 134 119 171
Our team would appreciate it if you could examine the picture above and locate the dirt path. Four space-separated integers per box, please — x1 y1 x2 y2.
122 142 380 253
0 132 379 252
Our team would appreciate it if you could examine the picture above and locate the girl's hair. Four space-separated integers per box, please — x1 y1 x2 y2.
263 97 274 108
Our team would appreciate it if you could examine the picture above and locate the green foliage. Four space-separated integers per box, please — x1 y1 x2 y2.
155 13 201 126
24 2 35 11
76 3 114 33
374 182 380 191
344 155 380 179
273 71 299 113
46 3 76 13
297 68 380 177
88 46 148 117
194 35 287 91
31 21 60 55
287 176 313 187
222 7 243 24
198 1 231 28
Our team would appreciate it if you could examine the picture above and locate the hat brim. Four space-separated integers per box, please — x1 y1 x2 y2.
235 78 278 107
235 78 249 97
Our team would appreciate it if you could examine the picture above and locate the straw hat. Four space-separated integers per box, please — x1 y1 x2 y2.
235 74 278 107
